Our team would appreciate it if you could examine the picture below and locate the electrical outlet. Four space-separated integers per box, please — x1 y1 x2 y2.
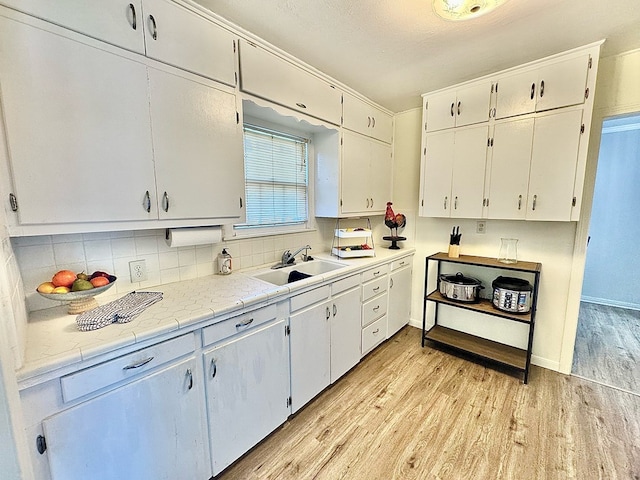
129 260 147 282
476 221 486 234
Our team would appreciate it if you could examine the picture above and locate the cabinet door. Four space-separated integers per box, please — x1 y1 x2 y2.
368 139 393 214
0 0 145 54
388 265 412 338
527 109 583 221
0 17 156 225
330 287 361 383
450 125 489 218
455 82 492 128
42 357 210 480
487 118 534 220
342 93 393 143
425 90 457 132
142 0 236 85
421 130 454 217
204 320 289 476
290 301 331 413
495 69 538 119
148 67 244 221
535 54 590 113
341 131 372 214
239 41 342 124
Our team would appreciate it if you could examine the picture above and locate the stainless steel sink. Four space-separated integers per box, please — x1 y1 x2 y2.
252 259 345 286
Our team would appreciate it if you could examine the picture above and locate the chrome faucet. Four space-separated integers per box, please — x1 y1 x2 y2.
273 245 311 269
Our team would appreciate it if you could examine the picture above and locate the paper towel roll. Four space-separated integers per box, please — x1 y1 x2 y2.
165 227 222 248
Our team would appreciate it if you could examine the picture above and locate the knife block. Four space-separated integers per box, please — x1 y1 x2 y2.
448 244 460 258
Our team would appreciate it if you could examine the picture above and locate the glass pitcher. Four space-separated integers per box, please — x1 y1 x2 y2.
498 238 518 264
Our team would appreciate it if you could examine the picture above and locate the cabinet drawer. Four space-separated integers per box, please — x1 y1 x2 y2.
362 292 388 327
362 316 386 355
361 264 389 284
61 333 195 402
290 285 330 313
362 276 387 302
391 256 412 271
331 274 361 296
203 303 277 347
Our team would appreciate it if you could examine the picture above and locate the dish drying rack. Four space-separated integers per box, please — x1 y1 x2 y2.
331 218 375 258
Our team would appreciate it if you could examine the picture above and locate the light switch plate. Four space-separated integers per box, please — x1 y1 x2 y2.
129 260 147 282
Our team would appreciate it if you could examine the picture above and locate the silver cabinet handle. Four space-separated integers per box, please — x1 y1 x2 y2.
143 190 151 213
454 196 458 209
530 83 535 100
373 328 380 334
373 286 380 292
371 117 376 128
457 101 461 116
444 196 448 210
373 305 380 311
210 358 217 378
539 80 545 97
235 318 254 329
367 116 371 128
149 14 157 40
370 198 374 208
532 194 537 211
128 3 137 30
333 304 337 317
450 103 454 117
373 270 381 276
295 102 307 109
518 194 522 210
123 356 154 370
326 306 331 320
186 368 193 390
162 191 169 212
390 278 394 288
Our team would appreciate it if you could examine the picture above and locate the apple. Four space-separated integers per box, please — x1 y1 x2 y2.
52 270 76 288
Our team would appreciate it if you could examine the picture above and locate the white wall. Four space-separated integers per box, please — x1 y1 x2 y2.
581 119 640 309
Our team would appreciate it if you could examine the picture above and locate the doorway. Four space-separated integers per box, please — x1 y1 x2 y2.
571 113 640 394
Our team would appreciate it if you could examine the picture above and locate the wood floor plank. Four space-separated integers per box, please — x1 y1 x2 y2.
216 326 640 480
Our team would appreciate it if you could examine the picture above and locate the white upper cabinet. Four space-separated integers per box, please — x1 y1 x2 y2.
495 53 591 120
424 81 492 132
0 0 146 53
238 40 342 125
420 125 488 218
148 67 244 221
342 92 393 144
1 0 237 85
142 0 236 85
0 14 157 225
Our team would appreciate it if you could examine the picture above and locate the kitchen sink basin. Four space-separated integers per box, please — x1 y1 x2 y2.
252 259 345 286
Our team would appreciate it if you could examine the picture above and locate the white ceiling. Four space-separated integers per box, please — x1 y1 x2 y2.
194 0 640 112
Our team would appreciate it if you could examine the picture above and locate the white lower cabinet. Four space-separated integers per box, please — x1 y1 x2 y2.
387 259 413 338
289 288 331 413
204 318 289 476
329 278 362 383
361 265 389 356
42 355 209 480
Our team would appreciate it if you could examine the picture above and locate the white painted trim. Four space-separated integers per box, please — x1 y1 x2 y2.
580 296 640 312
531 355 559 372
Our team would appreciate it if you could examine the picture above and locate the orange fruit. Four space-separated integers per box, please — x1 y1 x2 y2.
52 270 77 288
90 276 109 287
37 282 56 294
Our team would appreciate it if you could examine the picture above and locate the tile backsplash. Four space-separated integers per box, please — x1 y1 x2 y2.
13 226 331 313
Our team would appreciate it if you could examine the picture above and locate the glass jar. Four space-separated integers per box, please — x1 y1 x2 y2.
498 238 518 264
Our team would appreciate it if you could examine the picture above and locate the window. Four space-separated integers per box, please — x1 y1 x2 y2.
238 124 309 230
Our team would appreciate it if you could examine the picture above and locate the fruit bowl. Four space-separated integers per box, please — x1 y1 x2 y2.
37 278 116 314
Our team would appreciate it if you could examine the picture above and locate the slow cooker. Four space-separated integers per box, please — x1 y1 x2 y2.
492 276 533 313
439 272 483 303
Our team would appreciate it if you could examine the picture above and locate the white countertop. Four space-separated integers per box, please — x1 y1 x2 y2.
17 249 415 387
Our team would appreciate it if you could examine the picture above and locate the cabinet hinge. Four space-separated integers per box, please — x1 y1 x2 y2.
572 197 577 207
9 193 18 212
421 199 424 207
588 56 592 69
585 87 589 100
286 396 292 407
284 324 290 336
340 199 343 206
580 124 585 134
36 435 47 454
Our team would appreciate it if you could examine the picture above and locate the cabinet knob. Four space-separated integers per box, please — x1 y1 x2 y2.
128 3 137 30
148 14 157 40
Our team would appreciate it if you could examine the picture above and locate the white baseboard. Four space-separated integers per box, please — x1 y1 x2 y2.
581 296 640 311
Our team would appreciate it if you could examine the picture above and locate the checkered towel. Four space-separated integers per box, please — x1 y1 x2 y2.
76 292 163 331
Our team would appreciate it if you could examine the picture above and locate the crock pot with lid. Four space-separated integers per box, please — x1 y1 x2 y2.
492 276 533 313
439 272 483 303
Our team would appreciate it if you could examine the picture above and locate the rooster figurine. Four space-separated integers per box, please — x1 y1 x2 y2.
384 202 406 237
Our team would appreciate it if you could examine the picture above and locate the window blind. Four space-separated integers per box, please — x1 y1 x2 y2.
240 125 309 228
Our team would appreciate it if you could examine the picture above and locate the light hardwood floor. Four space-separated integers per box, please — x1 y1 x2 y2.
572 302 640 394
215 326 640 480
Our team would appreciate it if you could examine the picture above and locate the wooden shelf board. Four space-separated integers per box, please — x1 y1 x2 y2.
428 252 541 273
424 325 527 370
425 290 532 323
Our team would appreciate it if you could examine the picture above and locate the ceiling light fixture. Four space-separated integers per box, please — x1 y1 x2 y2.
433 0 510 21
